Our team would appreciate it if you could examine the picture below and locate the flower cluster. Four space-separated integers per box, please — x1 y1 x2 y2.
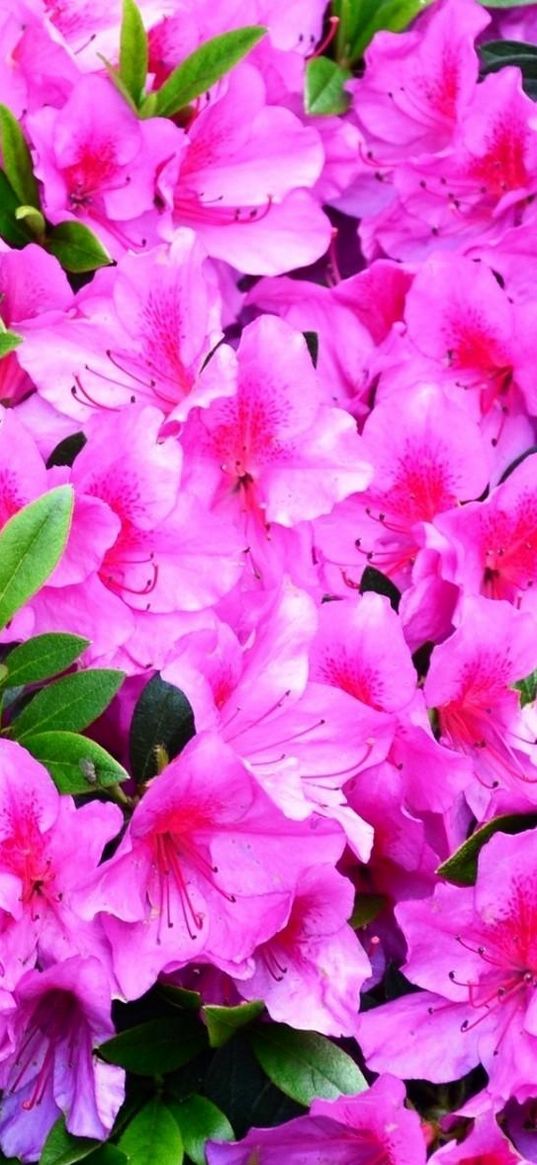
0 0 536 1160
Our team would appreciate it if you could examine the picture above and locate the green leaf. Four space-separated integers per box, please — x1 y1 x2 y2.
85 1151 126 1165
305 57 350 116
0 328 22 358
98 1015 207 1075
0 171 32 247
167 1096 233 1165
0 104 40 207
249 1024 368 1107
129 673 195 783
515 668 537 707
46 221 112 273
2 633 89 688
12 668 124 739
158 983 202 1011
480 0 536 6
359 565 401 612
437 813 537 887
332 0 429 64
0 486 73 630
154 26 266 118
350 892 386 929
39 1118 100 1165
15 204 46 238
479 39 537 96
22 732 129 795
205 1036 303 1138
118 1101 183 1165
203 1001 265 1048
119 0 148 106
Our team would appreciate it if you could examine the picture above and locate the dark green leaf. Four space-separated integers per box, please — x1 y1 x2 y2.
22 732 128 795
0 486 73 630
305 57 350 116
332 0 428 64
157 984 202 1011
479 39 537 96
12 668 124 738
154 27 266 118
203 1001 264 1048
39 1118 100 1165
119 0 148 106
0 328 22 358
480 0 537 6
0 104 40 207
2 633 89 688
47 432 87 468
438 813 537 886
129 673 195 783
359 565 401 611
85 1150 126 1165
167 1096 233 1165
249 1024 367 1107
118 1100 183 1165
46 222 112 273
205 1036 303 1139
302 331 319 368
350 892 386 929
0 171 32 246
98 1016 207 1075
515 668 537 707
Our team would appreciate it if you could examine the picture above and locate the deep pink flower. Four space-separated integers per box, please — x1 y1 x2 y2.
76 732 347 998
207 1074 427 1164
0 244 73 405
430 1112 526 1163
358 829 537 1110
0 958 124 1161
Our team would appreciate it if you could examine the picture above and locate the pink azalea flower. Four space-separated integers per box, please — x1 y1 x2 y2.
423 596 537 815
161 583 384 858
207 1074 427 1164
76 731 347 999
0 957 124 1161
181 314 372 532
429 1112 526 1163
170 63 331 274
0 244 73 405
314 382 489 592
20 235 237 424
358 829 537 1110
27 75 183 256
351 0 488 158
236 865 371 1036
0 739 122 988
435 454 537 614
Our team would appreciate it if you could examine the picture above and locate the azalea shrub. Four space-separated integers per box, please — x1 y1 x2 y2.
1 0 537 1162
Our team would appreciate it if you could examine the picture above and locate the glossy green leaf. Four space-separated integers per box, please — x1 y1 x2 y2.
119 0 148 106
129 672 195 783
46 221 112 273
154 26 266 118
350 892 386 929
332 0 429 65
39 1118 100 1165
22 732 129 795
84 1150 127 1165
118 1101 183 1165
437 813 537 886
98 1015 207 1075
0 171 32 246
167 1096 234 1165
480 0 537 6
0 486 73 630
305 57 350 116
12 668 124 738
0 327 22 358
205 1036 303 1138
249 1024 367 1107
2 633 89 688
203 1001 264 1048
0 104 40 207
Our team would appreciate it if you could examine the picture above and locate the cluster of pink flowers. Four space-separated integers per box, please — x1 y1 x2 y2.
1 0 537 1159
